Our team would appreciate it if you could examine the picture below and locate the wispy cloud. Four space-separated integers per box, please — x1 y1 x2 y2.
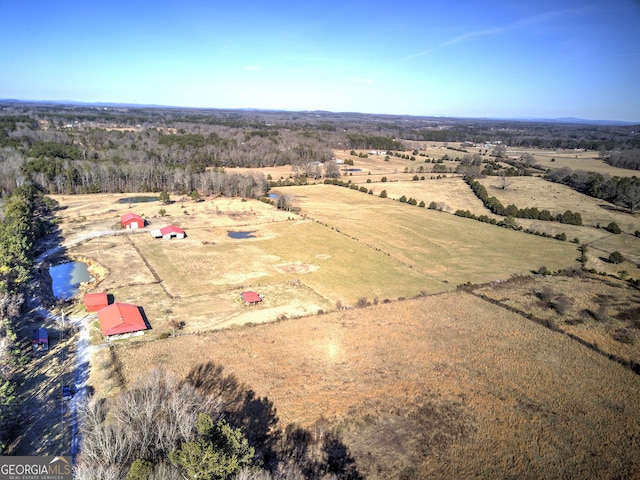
398 6 593 63
243 65 259 71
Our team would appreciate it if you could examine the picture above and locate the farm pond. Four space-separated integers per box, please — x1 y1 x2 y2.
228 231 256 239
49 261 92 300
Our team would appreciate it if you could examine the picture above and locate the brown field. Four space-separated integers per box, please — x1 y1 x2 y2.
474 273 640 367
35 149 640 474
112 292 640 479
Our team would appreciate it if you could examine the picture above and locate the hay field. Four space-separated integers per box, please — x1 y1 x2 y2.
363 176 486 214
288 184 579 285
113 292 640 479
477 176 639 231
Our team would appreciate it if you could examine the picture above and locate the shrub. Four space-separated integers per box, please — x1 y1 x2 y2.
399 195 407 203
381 176 388 182
609 251 625 264
553 294 574 315
379 190 387 198
606 222 622 234
356 297 369 308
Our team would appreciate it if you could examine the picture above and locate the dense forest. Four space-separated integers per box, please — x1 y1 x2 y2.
1 101 639 201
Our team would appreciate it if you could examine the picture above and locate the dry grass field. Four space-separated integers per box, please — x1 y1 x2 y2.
111 292 640 479
39 149 640 476
474 273 640 367
288 184 579 285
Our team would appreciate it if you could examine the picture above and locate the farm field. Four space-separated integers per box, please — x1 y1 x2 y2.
111 292 640 479
53 186 580 341
473 273 640 367
41 151 640 475
286 184 579 285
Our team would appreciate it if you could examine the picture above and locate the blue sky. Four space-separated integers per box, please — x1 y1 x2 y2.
1 0 639 121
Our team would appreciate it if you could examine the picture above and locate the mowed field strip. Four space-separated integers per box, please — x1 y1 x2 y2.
114 292 640 479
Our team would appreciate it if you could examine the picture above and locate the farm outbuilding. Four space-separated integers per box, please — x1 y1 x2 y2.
241 291 263 305
150 225 185 240
32 328 48 351
83 292 109 312
98 302 147 337
121 212 145 229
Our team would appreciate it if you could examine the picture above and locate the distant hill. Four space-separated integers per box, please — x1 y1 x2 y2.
1 99 637 126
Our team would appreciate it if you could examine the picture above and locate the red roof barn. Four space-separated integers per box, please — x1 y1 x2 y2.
83 292 109 312
241 291 263 305
121 212 145 229
98 302 147 337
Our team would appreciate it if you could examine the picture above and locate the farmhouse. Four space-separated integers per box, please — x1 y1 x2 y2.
83 292 109 312
98 302 147 337
121 212 145 229
32 328 48 351
150 225 186 240
241 291 263 305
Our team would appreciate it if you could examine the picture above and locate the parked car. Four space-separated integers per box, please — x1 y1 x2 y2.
62 385 74 400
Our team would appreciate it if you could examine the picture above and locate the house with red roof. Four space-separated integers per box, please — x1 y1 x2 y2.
83 292 109 312
150 225 186 240
121 212 145 229
98 302 148 337
241 291 263 305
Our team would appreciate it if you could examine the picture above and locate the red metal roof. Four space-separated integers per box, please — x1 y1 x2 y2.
98 302 147 336
121 212 144 225
83 292 109 312
241 291 262 303
160 225 185 236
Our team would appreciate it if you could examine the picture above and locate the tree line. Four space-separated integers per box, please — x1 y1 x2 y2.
0 184 53 452
545 168 640 214
465 178 583 225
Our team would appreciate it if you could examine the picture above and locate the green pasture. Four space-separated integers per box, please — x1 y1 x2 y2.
286 184 581 285
132 220 442 306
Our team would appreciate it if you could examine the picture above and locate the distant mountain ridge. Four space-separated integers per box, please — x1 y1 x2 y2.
1 98 638 126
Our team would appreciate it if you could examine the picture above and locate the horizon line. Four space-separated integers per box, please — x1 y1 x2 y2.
1 98 638 126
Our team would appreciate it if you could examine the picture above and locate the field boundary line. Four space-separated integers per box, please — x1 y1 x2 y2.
125 236 174 299
467 288 640 376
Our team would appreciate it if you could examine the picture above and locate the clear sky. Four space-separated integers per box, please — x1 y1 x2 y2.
1 0 639 122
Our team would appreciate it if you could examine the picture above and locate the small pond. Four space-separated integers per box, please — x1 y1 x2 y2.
228 231 256 239
50 261 92 300
268 193 279 199
345 168 363 172
117 196 159 204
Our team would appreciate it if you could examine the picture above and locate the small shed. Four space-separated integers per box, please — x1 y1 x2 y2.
98 302 147 337
83 292 109 312
151 225 185 240
241 291 263 305
32 328 49 351
121 212 145 229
